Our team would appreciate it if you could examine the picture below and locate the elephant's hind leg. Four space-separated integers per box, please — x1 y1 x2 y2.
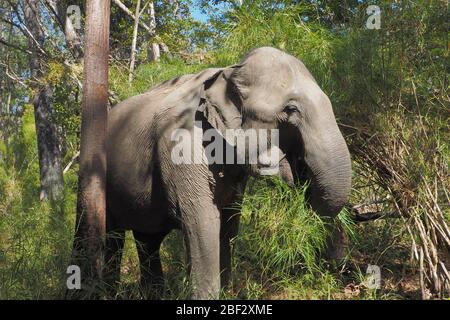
133 230 168 299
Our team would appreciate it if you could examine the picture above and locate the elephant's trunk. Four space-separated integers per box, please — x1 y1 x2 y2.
300 121 352 218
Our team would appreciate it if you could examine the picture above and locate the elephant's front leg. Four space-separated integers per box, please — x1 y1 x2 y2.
158 128 222 299
220 207 241 288
182 203 221 299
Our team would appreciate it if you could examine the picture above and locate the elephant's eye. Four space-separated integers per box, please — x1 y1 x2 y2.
284 104 299 114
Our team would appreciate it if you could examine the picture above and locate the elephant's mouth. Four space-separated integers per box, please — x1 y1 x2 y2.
238 140 285 177
256 144 284 175
247 161 281 177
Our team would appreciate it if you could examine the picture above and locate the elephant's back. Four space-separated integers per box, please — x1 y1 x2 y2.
106 68 222 232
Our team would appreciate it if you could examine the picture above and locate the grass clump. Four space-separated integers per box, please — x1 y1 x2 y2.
227 177 355 299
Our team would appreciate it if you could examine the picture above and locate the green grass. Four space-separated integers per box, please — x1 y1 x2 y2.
0 162 76 299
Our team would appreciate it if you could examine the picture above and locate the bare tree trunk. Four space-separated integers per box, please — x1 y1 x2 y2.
128 0 141 83
24 0 64 202
150 42 160 62
0 6 13 151
72 0 110 291
147 1 159 62
159 42 171 58
110 0 163 62
0 16 4 143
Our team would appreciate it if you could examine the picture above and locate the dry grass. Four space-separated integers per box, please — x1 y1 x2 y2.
343 103 450 298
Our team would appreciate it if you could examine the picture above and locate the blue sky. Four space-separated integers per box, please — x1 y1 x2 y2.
191 6 208 22
190 2 232 22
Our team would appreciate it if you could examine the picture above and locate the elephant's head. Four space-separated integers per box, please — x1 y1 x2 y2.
200 47 351 217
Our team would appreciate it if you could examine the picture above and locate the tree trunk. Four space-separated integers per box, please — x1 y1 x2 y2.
0 7 13 153
72 0 110 290
159 42 171 58
150 42 160 62
24 0 64 201
147 1 160 62
128 0 141 83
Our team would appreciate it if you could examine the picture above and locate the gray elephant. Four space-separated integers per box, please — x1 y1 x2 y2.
105 47 352 299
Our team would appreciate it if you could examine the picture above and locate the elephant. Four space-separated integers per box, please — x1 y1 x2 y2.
105 47 352 299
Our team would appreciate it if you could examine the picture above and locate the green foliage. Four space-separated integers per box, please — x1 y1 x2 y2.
231 178 338 299
109 0 212 61
0 109 76 299
48 62 81 157
212 3 336 88
0 189 75 299
110 57 209 100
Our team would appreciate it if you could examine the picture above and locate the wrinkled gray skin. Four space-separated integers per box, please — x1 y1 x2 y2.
106 47 352 299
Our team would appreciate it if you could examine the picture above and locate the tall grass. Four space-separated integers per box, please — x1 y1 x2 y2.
209 1 449 298
231 177 338 299
331 1 450 298
0 106 76 299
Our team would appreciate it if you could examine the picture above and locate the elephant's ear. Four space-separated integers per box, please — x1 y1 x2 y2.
198 65 244 143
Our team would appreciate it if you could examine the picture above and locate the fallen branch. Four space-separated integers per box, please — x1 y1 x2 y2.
346 200 401 222
351 198 390 210
63 151 80 174
349 209 401 222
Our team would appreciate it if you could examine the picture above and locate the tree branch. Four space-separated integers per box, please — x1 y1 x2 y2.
1 14 47 57
41 0 64 31
112 0 153 33
0 38 32 55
